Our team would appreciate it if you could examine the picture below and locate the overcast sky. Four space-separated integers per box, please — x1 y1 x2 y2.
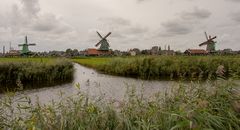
0 0 240 52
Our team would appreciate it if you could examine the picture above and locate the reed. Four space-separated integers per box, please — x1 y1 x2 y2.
0 58 74 92
0 79 239 130
74 56 240 80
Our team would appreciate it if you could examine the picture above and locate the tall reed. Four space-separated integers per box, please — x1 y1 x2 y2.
0 79 239 130
0 58 74 92
91 56 240 80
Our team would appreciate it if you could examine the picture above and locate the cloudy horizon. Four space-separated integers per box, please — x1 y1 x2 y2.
0 0 240 52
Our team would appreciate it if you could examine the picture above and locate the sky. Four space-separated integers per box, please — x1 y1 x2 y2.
0 0 240 52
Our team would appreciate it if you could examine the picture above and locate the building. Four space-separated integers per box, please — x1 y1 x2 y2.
128 48 140 56
184 49 208 55
84 48 112 56
150 46 159 55
6 50 21 56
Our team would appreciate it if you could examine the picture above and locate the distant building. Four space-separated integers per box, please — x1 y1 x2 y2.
184 49 208 55
129 50 137 56
84 48 112 56
159 45 175 55
113 50 122 56
84 48 100 56
150 46 159 55
129 48 140 56
6 50 21 56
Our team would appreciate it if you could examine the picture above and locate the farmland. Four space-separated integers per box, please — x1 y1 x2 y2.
0 58 74 92
73 56 240 80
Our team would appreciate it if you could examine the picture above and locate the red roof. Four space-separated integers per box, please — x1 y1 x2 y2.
86 48 99 55
185 49 208 54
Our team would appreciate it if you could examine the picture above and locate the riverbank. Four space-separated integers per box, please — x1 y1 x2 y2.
1 80 239 129
73 56 240 80
0 58 74 92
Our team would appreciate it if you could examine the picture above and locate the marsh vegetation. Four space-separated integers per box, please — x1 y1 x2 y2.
73 56 240 80
0 58 74 92
0 79 239 130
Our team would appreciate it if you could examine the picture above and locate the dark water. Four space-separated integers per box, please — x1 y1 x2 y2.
1 64 176 104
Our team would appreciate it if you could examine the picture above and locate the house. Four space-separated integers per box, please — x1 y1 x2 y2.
150 46 159 55
84 48 112 56
184 49 208 55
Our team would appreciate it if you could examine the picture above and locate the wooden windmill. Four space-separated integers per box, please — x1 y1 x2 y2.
199 32 217 53
18 36 36 55
95 31 111 51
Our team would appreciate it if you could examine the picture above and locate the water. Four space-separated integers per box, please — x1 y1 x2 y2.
2 64 176 104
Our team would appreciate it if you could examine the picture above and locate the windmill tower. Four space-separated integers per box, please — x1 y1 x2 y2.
18 36 36 55
199 32 217 53
95 31 111 51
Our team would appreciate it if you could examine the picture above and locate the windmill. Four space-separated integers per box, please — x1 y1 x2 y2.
95 31 111 51
18 36 36 55
199 32 217 52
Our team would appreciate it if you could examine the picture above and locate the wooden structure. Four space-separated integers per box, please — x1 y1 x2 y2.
199 32 217 53
184 49 208 55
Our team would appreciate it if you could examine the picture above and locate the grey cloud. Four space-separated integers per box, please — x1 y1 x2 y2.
20 0 40 17
137 0 151 2
231 12 240 22
98 17 131 26
159 8 211 37
226 0 240 2
160 21 192 36
32 14 58 32
180 8 211 20
91 17 149 45
3 0 72 35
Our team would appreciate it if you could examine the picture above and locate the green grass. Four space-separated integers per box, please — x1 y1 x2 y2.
72 57 110 68
0 79 239 130
73 56 240 80
0 58 74 92
0 57 57 63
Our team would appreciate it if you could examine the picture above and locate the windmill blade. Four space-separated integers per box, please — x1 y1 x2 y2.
25 36 28 44
18 44 24 46
95 40 103 47
97 31 103 39
28 43 36 46
103 32 112 39
199 41 209 47
208 36 217 41
205 32 208 40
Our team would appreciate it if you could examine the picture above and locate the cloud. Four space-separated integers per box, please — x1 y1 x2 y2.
98 17 131 26
180 8 211 20
0 0 73 36
89 17 149 46
226 0 240 2
137 0 151 3
158 7 211 37
231 12 240 23
20 0 40 17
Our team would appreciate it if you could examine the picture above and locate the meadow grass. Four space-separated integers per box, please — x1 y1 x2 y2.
0 58 74 92
72 57 111 68
0 79 239 130
73 56 240 80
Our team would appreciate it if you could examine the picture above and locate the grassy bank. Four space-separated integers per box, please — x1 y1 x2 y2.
72 57 110 68
0 80 239 129
0 58 74 92
73 56 240 80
